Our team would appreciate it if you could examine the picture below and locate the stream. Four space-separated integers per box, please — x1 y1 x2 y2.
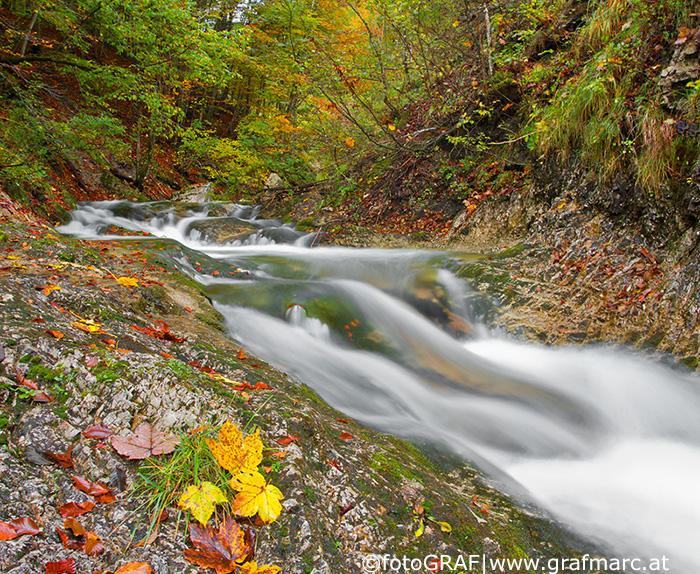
59 200 700 573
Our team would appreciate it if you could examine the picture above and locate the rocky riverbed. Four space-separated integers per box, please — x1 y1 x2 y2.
0 195 594 573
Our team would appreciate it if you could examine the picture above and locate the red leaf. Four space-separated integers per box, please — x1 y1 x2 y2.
42 447 74 468
10 517 40 536
183 517 250 574
253 382 272 390
21 379 39 390
58 501 96 518
45 558 77 574
274 435 297 446
110 423 180 460
82 423 113 439
339 432 353 440
72 476 114 502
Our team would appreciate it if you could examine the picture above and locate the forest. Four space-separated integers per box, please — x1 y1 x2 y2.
0 0 697 223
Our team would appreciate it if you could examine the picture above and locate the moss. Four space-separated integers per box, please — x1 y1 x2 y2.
0 232 9 242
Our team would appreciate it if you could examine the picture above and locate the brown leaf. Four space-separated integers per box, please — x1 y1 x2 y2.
110 423 180 460
64 518 87 537
58 501 96 518
83 423 113 439
45 558 77 574
183 517 250 574
32 391 53 403
42 446 74 468
84 532 105 556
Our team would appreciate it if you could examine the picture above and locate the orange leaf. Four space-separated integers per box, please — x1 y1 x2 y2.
113 562 153 574
184 517 249 574
84 532 105 556
253 382 272 390
45 330 64 339
42 284 61 296
339 432 353 440
0 522 17 541
64 517 87 537
237 349 246 360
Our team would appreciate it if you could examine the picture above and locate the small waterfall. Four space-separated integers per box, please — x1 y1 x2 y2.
59 200 700 573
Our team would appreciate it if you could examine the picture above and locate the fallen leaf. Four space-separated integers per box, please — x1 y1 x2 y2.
84 531 105 556
64 517 87 537
72 475 115 502
42 284 61 296
45 558 77 574
116 276 139 288
110 423 180 460
238 562 281 574
269 450 286 459
253 382 272 390
45 330 64 339
57 528 83 550
113 562 153 574
205 422 262 475
183 517 249 574
32 391 53 402
9 517 39 536
58 501 96 518
0 522 17 541
42 446 74 468
71 320 102 334
83 423 113 439
178 482 228 525
274 435 297 446
229 471 283 523
339 432 353 440
237 349 246 360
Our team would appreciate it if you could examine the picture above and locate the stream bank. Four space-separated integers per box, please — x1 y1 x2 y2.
0 195 594 573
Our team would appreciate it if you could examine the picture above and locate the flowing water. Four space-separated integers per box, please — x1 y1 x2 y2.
60 200 700 572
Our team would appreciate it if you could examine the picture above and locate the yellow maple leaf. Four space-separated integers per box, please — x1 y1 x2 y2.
178 481 228 525
239 561 281 574
205 422 262 475
229 471 283 523
116 276 139 288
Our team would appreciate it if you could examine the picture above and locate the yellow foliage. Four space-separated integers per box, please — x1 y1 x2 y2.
205 422 262 475
229 471 283 523
178 482 228 525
